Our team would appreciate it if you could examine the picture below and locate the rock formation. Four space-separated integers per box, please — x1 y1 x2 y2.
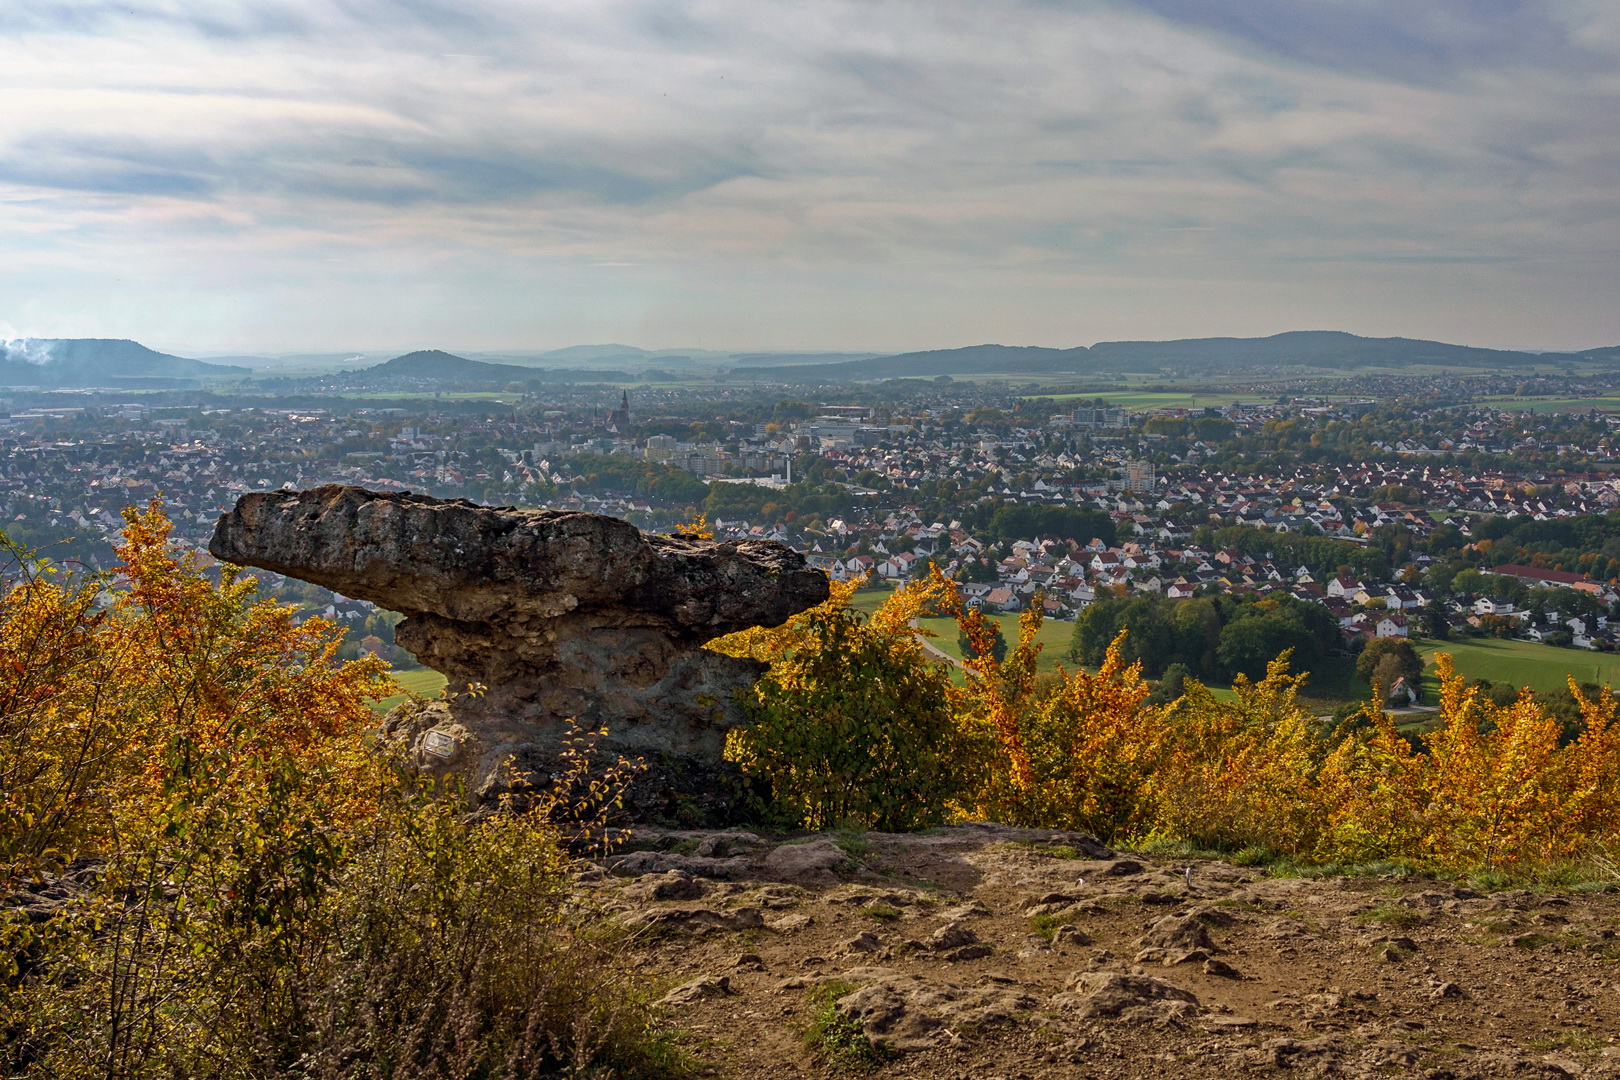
209 485 829 811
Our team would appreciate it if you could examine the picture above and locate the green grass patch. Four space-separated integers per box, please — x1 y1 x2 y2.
860 904 902 922
912 613 1078 675
1527 1030 1605 1052
1025 391 1273 409
1134 837 1230 861
1355 903 1424 929
1478 396 1620 414
369 667 448 712
803 981 891 1070
1416 639 1620 698
1027 912 1079 939
1510 932 1558 949
1005 841 1086 860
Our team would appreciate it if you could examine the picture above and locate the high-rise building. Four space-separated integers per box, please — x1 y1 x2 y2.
644 434 679 463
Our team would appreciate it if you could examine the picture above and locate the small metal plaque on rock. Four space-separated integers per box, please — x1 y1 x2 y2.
422 730 457 759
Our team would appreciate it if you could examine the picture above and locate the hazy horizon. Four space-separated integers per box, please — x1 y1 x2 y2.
6 331 1611 366
4 0 1618 354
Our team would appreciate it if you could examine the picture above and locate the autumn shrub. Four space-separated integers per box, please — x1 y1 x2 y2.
730 568 1620 877
1148 653 1620 873
1 505 677 1080
1150 657 1334 855
952 601 1165 837
714 574 974 831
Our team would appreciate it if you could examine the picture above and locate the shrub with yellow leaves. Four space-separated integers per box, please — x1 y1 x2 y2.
713 571 974 831
948 593 1166 836
2 504 681 1080
719 563 1620 877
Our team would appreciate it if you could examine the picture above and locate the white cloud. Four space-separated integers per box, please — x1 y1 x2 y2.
0 0 1617 351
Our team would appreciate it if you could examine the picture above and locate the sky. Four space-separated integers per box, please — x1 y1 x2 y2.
1 0 1618 355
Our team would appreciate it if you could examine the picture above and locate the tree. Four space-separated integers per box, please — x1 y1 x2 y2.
1373 653 1414 702
1070 595 1181 678
960 622 1008 664
1216 612 1315 681
718 577 969 832
962 557 1000 584
985 503 1115 547
1422 598 1450 640
1147 662 1192 705
1355 637 1423 691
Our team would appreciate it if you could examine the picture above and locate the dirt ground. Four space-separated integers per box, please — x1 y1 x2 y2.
582 824 1620 1079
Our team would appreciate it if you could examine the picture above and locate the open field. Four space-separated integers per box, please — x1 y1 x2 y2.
370 667 448 712
1477 395 1620 413
1416 637 1620 696
1022 390 1266 408
912 613 1074 672
848 586 1256 697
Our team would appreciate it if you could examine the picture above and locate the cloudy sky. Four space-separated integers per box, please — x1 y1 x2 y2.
2 0 1618 354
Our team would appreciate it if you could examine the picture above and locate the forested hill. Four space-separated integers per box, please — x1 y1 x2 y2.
727 330 1586 381
0 339 249 387
356 350 632 384
371 350 542 380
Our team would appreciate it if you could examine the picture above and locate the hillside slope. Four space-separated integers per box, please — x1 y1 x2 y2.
728 331 1549 381
354 349 631 384
0 338 249 386
603 824 1620 1079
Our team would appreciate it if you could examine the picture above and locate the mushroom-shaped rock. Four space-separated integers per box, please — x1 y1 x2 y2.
210 486 829 811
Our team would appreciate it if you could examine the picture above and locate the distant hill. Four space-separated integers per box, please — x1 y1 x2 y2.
538 344 651 363
727 352 884 367
374 349 538 380
730 344 1086 381
1085 330 1531 371
1574 345 1620 363
0 339 249 387
356 350 629 385
728 331 1544 382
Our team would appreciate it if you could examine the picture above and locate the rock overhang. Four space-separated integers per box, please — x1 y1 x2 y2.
210 485 827 638
209 485 831 815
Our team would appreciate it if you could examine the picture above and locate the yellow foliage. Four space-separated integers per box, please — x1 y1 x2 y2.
1 504 671 1079
671 510 714 540
1147 652 1620 871
1153 655 1327 855
724 565 1620 872
3 503 394 888
707 574 860 663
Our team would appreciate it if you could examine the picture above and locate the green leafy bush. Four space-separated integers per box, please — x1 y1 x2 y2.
726 604 969 832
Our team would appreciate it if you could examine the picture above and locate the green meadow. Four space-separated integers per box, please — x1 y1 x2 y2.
1416 637 1620 696
1022 390 1262 409
371 667 449 712
1477 396 1620 414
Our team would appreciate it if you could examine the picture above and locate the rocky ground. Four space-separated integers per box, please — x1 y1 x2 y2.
582 824 1620 1079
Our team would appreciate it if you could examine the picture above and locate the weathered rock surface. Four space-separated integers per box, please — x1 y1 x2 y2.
1056 972 1201 1020
210 486 828 808
589 826 1620 1078
833 973 1037 1052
